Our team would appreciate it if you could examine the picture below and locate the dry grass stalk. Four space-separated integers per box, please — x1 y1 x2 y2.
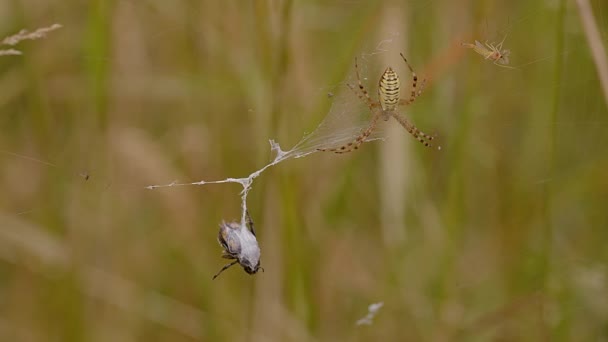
0 49 21 56
0 23 62 56
575 0 608 109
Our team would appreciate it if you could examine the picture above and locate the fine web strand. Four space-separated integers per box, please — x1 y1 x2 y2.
147 35 408 224
147 140 294 227
280 80 388 159
282 37 405 158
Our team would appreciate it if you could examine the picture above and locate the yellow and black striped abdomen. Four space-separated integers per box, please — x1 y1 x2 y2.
378 67 400 111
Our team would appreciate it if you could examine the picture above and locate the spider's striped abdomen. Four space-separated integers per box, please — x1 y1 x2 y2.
378 67 400 112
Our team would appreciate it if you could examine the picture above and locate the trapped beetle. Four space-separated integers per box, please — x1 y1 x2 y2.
213 210 263 279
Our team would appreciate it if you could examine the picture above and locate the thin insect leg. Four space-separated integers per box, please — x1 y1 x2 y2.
495 33 508 51
484 47 496 59
212 260 239 280
492 61 517 69
390 113 437 148
482 40 499 60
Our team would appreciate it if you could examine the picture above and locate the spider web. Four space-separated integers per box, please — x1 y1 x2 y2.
283 34 421 158
146 34 421 226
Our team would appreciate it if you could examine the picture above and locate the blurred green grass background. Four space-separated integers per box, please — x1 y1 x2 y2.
1 0 608 341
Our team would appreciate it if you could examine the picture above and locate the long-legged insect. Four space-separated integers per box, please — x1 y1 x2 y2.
318 53 436 154
213 210 264 280
462 34 513 68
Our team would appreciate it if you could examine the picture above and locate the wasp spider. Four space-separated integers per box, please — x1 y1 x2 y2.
319 53 435 154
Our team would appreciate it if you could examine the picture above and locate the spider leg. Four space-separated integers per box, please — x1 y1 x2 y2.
398 79 427 106
353 57 375 107
346 83 381 110
390 112 438 149
345 58 382 112
335 115 381 153
318 114 381 154
318 57 381 154
212 260 239 280
398 53 426 106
